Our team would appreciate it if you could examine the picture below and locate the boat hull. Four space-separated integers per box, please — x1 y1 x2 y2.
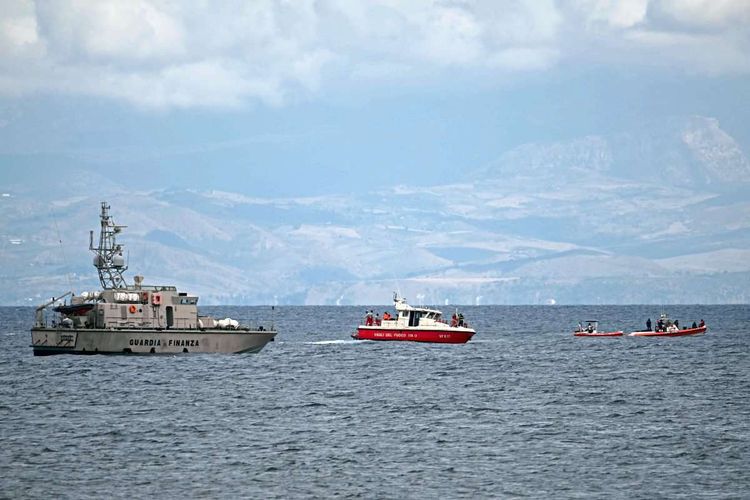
628 326 707 337
353 327 475 344
573 331 623 337
30 327 277 355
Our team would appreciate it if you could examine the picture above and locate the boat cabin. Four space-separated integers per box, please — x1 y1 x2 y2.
373 293 466 329
576 320 599 333
37 285 205 330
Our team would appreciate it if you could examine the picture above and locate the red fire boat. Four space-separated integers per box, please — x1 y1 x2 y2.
629 313 707 337
629 326 707 337
352 293 475 344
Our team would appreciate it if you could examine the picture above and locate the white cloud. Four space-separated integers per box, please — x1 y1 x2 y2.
417 4 484 66
572 0 750 30
564 0 750 74
0 0 39 56
319 0 561 76
654 0 750 29
576 0 649 29
0 0 747 109
35 0 185 63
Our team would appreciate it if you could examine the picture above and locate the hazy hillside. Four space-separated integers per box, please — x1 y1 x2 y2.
1 115 748 305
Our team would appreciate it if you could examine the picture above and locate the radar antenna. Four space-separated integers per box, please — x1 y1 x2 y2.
89 201 129 289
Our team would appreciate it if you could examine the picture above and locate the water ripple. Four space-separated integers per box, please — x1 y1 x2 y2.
0 305 748 498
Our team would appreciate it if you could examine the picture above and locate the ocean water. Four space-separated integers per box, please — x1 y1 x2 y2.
1 305 748 498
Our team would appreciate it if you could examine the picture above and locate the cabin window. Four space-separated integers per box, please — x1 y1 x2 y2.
409 312 421 327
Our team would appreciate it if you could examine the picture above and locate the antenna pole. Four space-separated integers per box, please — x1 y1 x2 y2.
90 201 129 289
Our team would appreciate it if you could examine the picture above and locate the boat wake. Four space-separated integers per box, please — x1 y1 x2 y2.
306 339 365 345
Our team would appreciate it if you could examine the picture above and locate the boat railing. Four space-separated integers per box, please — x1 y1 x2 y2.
34 291 74 328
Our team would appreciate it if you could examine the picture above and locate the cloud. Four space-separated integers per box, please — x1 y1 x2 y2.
35 0 185 63
578 0 649 28
571 0 750 30
653 0 750 29
318 1 561 78
565 0 750 74
0 0 747 109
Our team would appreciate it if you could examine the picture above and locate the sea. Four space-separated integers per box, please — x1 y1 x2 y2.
1 304 748 499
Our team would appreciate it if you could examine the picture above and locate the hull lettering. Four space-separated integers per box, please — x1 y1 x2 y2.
167 339 199 347
128 339 162 346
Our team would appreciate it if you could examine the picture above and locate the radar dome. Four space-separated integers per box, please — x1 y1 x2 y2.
112 254 125 267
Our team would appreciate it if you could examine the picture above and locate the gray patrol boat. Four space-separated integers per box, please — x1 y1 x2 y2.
31 202 277 355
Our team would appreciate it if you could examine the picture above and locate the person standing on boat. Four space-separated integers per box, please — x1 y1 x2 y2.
699 319 705 327
674 319 679 329
375 313 381 326
692 321 698 329
646 318 652 331
383 311 391 321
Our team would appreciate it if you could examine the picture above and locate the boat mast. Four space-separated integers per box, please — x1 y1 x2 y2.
89 201 129 289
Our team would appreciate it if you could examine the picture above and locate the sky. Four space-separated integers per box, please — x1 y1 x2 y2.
1 0 749 195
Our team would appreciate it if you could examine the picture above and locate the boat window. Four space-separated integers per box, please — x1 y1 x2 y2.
409 312 421 327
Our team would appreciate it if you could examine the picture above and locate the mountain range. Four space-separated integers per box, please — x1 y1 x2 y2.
1 115 748 305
